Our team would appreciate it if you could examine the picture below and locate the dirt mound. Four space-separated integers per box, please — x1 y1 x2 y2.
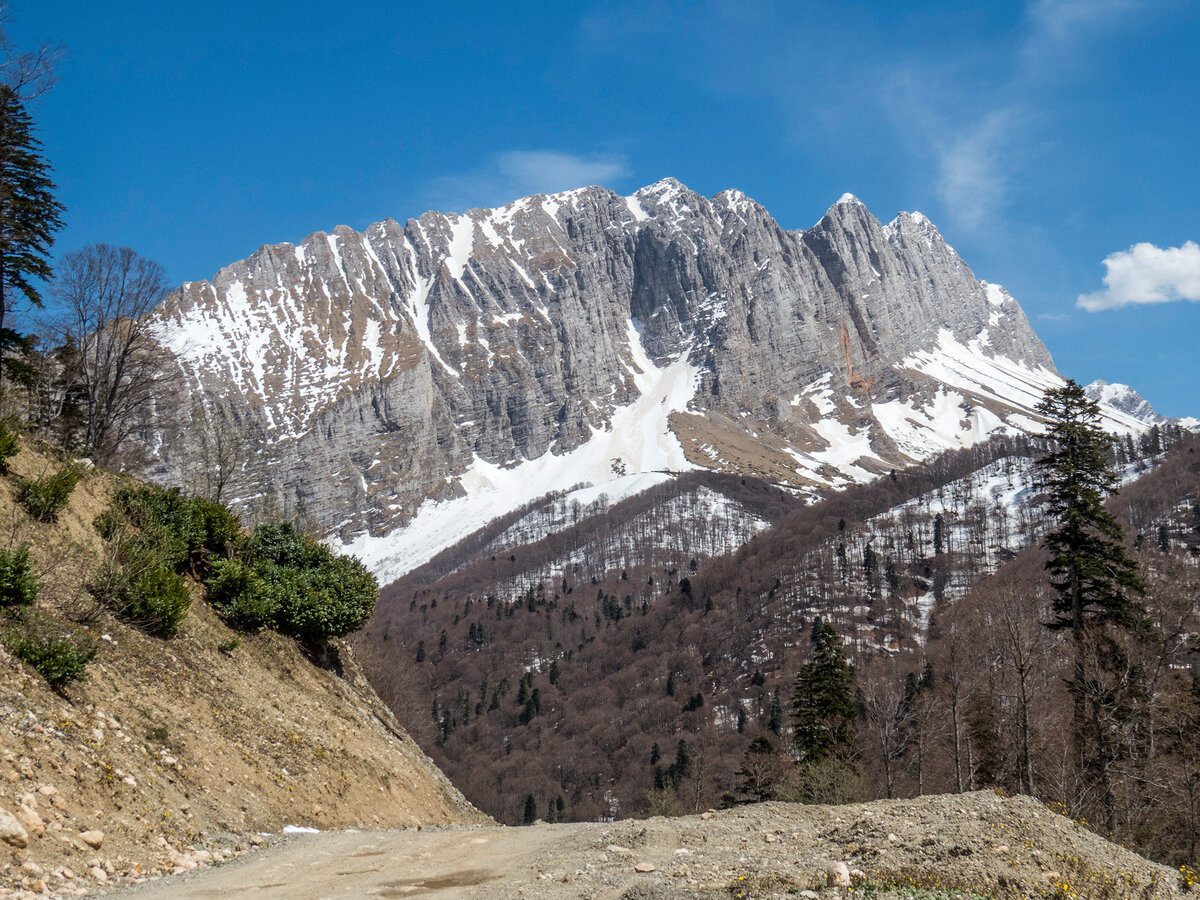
101 791 1196 899
0 442 485 897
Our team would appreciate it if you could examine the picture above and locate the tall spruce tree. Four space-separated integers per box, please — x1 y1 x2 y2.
1036 379 1144 635
792 617 858 763
0 84 63 335
1036 379 1145 823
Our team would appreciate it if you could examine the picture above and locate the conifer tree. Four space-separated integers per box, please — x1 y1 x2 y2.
1036 380 1144 636
1036 379 1145 821
0 84 63 335
792 617 858 763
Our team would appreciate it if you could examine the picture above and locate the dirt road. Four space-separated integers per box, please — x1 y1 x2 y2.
100 793 1193 899
103 823 578 899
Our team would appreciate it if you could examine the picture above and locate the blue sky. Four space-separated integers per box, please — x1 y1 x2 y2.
9 0 1199 415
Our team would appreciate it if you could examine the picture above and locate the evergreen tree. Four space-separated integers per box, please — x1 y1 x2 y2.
1036 380 1144 634
767 688 783 737
522 794 537 825
1036 379 1145 821
0 85 63 335
1157 524 1170 552
792 617 858 763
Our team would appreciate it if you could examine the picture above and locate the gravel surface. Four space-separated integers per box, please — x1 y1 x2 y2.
94 791 1196 899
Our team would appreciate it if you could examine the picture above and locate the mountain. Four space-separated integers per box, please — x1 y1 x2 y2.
1085 379 1165 425
148 180 1152 580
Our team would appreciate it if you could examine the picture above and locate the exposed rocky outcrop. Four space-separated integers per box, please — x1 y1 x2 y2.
147 180 1142 550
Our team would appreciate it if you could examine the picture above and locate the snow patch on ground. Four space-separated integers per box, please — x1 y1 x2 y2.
344 323 700 581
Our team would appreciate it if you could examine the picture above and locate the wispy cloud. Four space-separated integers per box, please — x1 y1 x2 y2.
1077 241 1200 311
1024 0 1141 45
428 151 631 212
1038 312 1071 321
898 0 1142 232
933 109 1021 232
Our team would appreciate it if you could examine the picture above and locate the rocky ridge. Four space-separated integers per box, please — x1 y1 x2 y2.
148 180 1150 576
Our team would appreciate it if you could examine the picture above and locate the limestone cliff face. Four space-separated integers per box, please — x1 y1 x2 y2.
150 180 1065 542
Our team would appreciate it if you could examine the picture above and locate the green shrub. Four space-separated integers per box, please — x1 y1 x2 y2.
207 522 378 644
5 620 96 688
94 546 191 638
15 465 82 523
113 554 191 638
93 506 127 541
108 484 241 573
0 422 19 475
276 553 378 642
205 557 278 631
0 545 37 608
252 521 321 569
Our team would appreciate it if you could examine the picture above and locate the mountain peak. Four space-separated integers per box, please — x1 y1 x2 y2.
635 176 690 199
1084 380 1166 425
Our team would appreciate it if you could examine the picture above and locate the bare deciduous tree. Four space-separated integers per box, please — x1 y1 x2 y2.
180 399 260 503
50 243 179 465
0 4 61 98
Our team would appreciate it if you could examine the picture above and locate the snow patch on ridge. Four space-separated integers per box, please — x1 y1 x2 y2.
344 322 701 582
901 329 1146 435
445 216 475 282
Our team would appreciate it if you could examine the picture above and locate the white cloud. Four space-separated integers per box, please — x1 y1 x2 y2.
428 151 631 212
892 0 1142 233
1025 0 1140 44
934 109 1020 232
1077 241 1200 311
1038 312 1070 321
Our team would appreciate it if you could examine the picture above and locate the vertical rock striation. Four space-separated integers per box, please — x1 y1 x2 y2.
150 179 1080 545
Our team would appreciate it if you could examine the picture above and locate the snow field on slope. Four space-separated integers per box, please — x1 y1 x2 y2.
902 328 1148 436
344 321 700 583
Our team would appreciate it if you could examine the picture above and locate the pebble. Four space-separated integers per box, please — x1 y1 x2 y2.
0 806 30 848
88 866 108 882
16 803 45 837
634 862 656 873
826 861 851 887
80 830 105 849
